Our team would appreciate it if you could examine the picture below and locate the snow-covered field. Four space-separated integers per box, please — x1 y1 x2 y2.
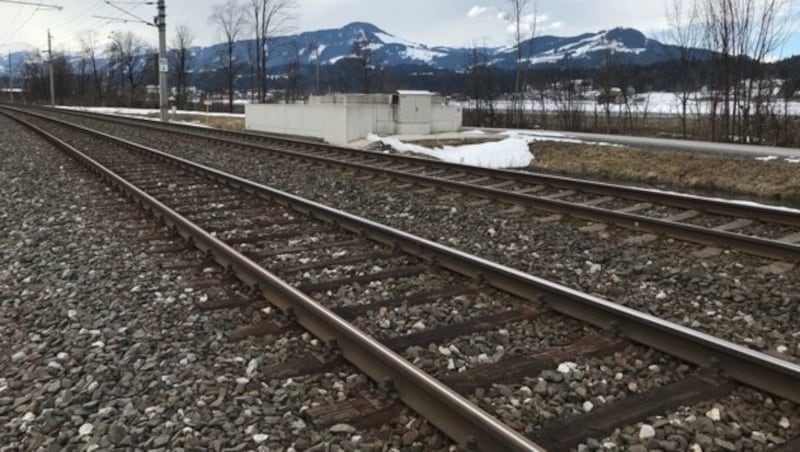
460 92 800 117
56 106 245 119
367 134 534 169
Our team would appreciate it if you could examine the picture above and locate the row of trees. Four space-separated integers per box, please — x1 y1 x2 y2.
664 0 794 145
467 0 798 146
14 0 298 111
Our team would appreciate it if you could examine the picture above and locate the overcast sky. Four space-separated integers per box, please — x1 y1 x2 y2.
1 0 798 55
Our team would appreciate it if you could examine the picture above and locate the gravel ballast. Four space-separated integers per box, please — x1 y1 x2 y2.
0 116 452 451
37 112 800 361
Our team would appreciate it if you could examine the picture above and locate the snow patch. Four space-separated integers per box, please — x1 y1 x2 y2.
500 129 620 147
755 155 779 162
375 31 416 47
56 105 244 119
367 134 533 169
401 47 447 62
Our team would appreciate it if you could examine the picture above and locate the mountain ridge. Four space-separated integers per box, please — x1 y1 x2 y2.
0 22 712 76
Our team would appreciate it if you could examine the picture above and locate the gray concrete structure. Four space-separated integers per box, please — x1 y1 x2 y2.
246 91 463 145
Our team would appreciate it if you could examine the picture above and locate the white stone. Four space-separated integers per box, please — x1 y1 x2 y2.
779 417 791 429
438 346 451 356
11 351 25 362
235 377 250 385
689 445 703 452
705 407 721 421
412 321 426 331
329 423 357 434
252 434 269 443
351 435 362 443
487 228 497 237
638 424 656 440
67 309 78 319
79 423 94 436
291 419 306 430
56 352 69 361
582 401 594 412
22 412 36 422
246 359 259 377
557 362 578 374
447 359 456 370
90 341 105 348
656 291 667 300
777 345 789 354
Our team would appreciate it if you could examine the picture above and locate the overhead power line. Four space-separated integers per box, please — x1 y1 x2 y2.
0 0 61 10
101 0 154 26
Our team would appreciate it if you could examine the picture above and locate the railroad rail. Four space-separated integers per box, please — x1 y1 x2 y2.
37 106 800 263
5 107 800 451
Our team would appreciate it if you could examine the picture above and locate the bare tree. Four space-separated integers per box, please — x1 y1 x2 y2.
506 0 530 94
506 0 538 126
210 0 246 112
247 0 298 103
701 0 792 143
465 41 497 126
308 38 321 95
285 40 302 102
664 0 702 138
78 30 103 105
352 35 373 93
170 23 195 110
107 31 149 107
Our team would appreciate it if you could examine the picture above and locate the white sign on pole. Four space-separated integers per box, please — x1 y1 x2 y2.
159 58 168 73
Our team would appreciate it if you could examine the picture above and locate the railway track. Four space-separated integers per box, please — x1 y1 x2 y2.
37 106 800 263
4 107 800 451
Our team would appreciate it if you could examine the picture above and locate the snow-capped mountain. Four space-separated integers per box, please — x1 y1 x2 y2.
189 22 705 73
0 22 708 77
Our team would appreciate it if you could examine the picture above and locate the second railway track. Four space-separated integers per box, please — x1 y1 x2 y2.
35 106 800 262
4 107 799 451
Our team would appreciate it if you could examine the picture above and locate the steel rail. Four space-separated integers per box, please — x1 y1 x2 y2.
44 106 800 228
8 108 800 409
20 107 800 262
0 111 544 452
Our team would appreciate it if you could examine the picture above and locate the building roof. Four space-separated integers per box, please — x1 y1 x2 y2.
396 90 434 96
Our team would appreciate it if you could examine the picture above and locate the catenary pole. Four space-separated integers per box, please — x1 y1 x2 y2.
48 29 55 107
8 51 13 103
156 0 168 122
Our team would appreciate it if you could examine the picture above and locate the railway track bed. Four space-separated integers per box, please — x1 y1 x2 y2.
23 107 800 360
2 108 800 450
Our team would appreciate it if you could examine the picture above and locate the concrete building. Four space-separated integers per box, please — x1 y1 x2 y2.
245 91 463 145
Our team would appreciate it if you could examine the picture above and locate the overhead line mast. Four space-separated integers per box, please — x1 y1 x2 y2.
98 0 168 122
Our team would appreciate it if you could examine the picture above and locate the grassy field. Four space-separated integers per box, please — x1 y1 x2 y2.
532 142 800 206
